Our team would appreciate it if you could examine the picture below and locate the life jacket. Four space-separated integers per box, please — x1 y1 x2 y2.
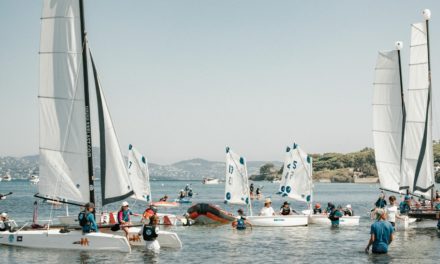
236 218 246 230
313 208 322 214
188 190 193 197
142 225 159 241
281 207 291 215
78 211 90 227
328 209 339 221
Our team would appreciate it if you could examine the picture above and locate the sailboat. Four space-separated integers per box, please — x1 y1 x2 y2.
2 171 12 181
225 147 308 227
373 9 437 222
101 145 182 249
0 0 133 252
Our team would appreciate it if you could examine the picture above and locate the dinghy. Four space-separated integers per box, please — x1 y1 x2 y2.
151 201 179 207
202 177 220 184
224 147 308 227
187 203 236 224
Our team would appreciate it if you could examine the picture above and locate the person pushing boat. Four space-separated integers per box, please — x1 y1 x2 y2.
365 209 394 254
232 209 251 230
327 203 343 227
140 206 160 252
386 195 406 229
399 195 411 214
374 193 387 208
78 203 98 234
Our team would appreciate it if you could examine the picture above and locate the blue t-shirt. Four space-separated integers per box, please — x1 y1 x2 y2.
370 221 394 253
330 210 343 226
82 213 98 233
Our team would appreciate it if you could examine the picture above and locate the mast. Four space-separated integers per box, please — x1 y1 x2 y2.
423 9 434 201
79 0 95 205
396 41 406 176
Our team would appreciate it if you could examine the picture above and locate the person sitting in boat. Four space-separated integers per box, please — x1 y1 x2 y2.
259 198 275 216
188 188 193 198
313 203 322 214
256 188 262 199
0 212 11 232
375 193 387 208
328 204 343 227
399 195 411 214
179 189 186 199
79 203 98 233
159 195 168 202
279 201 297 215
184 184 191 194
232 209 251 230
139 206 160 252
343 204 354 216
365 208 394 254
118 201 140 239
249 183 254 197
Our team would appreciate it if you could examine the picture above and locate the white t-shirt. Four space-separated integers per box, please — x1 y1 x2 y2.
386 205 399 222
259 206 275 216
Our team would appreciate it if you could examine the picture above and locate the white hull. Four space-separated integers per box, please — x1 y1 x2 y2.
0 229 130 252
246 215 308 227
2 177 11 182
59 213 178 226
203 178 219 184
152 201 179 208
308 214 360 226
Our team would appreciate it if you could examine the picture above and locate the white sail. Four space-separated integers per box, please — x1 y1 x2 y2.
372 50 404 193
38 0 90 203
224 147 250 205
401 21 434 196
90 52 134 205
279 144 312 203
127 145 152 202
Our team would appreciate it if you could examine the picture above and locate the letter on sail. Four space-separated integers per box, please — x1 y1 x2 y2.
279 144 313 203
38 1 90 203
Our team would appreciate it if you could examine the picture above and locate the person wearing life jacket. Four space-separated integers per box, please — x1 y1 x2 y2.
343 204 354 216
328 204 343 227
399 195 411 214
0 212 11 232
280 201 292 215
139 206 160 252
118 201 140 239
188 188 193 198
78 203 98 234
232 209 251 230
375 193 387 208
313 203 322 214
159 195 168 202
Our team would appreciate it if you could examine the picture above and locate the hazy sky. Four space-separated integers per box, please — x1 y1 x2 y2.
1 0 440 164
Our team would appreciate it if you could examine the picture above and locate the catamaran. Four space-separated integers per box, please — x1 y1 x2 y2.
0 0 138 252
373 9 438 223
225 147 308 227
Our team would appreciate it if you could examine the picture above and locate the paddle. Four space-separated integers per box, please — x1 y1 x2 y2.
0 192 13 200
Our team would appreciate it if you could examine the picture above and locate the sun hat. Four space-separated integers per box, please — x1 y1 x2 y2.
121 201 129 207
346 204 352 209
264 198 272 204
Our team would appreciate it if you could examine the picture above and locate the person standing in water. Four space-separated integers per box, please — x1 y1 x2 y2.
375 193 387 208
365 209 394 254
386 195 406 229
140 206 160 252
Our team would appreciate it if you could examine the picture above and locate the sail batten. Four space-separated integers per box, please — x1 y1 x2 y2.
373 49 405 193
401 21 434 197
38 0 90 204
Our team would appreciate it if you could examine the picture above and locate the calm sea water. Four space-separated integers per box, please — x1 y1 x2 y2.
0 180 439 263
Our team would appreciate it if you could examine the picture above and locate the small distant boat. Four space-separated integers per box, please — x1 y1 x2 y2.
151 201 179 207
202 177 219 185
2 172 12 182
174 197 192 204
29 175 39 184
187 203 236 224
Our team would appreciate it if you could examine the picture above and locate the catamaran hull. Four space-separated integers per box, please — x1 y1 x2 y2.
308 215 360 226
151 201 179 208
0 229 131 252
246 215 308 227
122 228 182 249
